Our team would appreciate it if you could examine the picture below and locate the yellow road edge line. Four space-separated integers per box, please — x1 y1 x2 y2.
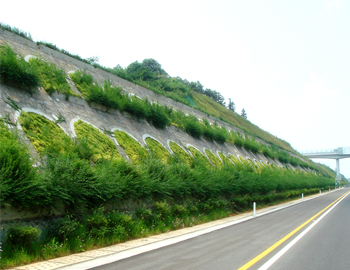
238 190 350 270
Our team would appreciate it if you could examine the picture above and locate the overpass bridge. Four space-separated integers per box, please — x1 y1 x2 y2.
301 147 350 182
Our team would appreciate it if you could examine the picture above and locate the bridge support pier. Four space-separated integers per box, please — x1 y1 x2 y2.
336 158 340 176
335 159 342 187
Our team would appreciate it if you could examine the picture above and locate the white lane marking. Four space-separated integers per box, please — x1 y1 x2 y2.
258 192 350 270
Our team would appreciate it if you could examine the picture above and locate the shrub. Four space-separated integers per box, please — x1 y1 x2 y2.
0 44 39 92
243 138 260 153
85 208 108 230
202 125 215 141
214 129 227 144
233 136 244 147
154 201 171 220
0 121 45 207
124 96 149 119
184 116 202 139
6 226 40 247
277 151 290 164
218 152 233 166
49 215 82 242
43 152 101 209
134 207 154 226
261 145 273 159
146 102 170 129
171 204 187 218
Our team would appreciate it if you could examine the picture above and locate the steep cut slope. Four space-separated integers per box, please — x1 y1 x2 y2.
191 91 293 151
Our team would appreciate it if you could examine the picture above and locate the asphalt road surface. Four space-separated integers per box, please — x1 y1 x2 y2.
89 188 350 270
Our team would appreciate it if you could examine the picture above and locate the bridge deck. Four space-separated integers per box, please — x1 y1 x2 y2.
301 147 350 159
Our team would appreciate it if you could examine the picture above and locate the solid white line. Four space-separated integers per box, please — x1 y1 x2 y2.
258 192 350 270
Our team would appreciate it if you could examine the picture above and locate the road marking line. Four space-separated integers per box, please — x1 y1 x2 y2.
258 191 350 270
237 190 350 270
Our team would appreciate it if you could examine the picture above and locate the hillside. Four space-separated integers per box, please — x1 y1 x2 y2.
109 59 294 152
0 25 337 269
191 91 293 151
0 21 293 153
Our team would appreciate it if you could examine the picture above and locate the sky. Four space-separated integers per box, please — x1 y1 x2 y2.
1 0 349 178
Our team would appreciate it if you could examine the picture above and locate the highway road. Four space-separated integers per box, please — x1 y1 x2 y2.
89 188 350 270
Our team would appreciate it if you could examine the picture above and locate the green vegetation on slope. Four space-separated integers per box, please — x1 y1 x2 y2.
205 149 223 168
28 57 78 99
24 34 295 153
114 130 148 163
74 120 121 162
218 152 233 166
192 91 293 151
19 111 73 154
0 121 42 208
145 137 171 163
0 114 336 268
0 43 324 172
169 141 193 165
188 146 212 167
0 44 39 92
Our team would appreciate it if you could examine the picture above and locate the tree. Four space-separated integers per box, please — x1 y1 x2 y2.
241 108 247 119
126 61 142 75
86 56 99 64
189 81 204 93
203 88 226 106
125 61 155 81
228 98 235 112
142 58 168 76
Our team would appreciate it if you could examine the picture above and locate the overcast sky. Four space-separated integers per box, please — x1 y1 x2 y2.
1 0 349 178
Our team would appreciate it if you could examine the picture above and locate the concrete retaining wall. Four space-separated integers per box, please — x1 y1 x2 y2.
0 29 287 223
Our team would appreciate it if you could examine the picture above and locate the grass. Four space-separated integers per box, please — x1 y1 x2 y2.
0 24 309 156
169 141 193 165
205 149 223 168
1 116 335 270
68 72 319 172
218 152 233 166
145 137 171 163
188 146 212 167
74 120 121 162
192 91 294 152
114 130 148 163
28 57 78 99
18 111 73 154
0 186 330 269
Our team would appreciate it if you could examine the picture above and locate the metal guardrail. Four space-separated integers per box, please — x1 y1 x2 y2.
300 147 350 155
